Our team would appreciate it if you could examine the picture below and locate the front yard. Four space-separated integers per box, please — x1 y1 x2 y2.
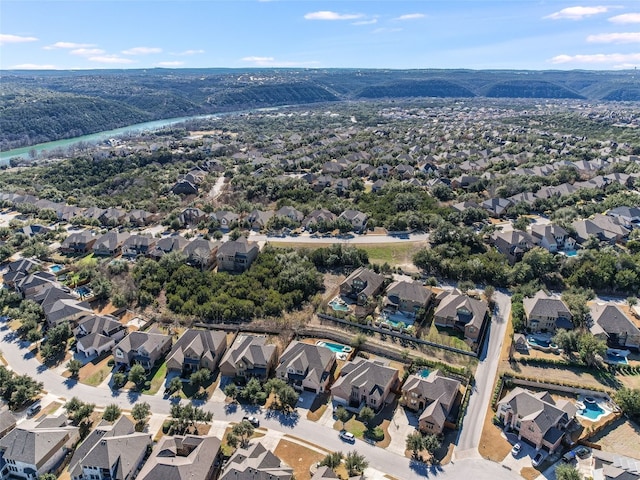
274 438 326 480
78 354 113 387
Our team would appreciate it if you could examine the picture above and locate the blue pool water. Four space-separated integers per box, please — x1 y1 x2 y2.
528 336 551 348
606 352 629 365
563 250 578 257
329 299 349 312
76 286 90 296
579 400 605 421
317 341 352 354
419 368 431 378
380 311 415 328
50 265 63 273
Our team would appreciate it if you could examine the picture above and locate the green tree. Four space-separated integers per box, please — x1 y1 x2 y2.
319 451 344 469
358 406 375 425
167 376 183 395
66 359 83 378
231 420 255 448
555 463 582 480
189 368 211 389
168 402 213 435
335 406 351 430
132 401 151 428
128 364 147 388
240 377 266 405
223 383 238 401
614 388 640 422
344 451 368 476
423 434 441 454
577 333 607 367
406 432 426 458
350 333 367 350
102 403 122 422
552 329 580 355
38 474 58 480
276 385 299 410
112 372 127 389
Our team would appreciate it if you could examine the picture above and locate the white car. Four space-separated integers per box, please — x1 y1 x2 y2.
511 443 522 456
339 430 355 443
242 415 260 427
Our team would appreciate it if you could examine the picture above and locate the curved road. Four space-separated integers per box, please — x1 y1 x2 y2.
0 320 519 480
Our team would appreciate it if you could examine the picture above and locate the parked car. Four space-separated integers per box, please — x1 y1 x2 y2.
575 446 591 459
26 402 41 417
511 443 522 456
562 451 576 463
339 430 355 443
532 451 546 467
242 415 260 427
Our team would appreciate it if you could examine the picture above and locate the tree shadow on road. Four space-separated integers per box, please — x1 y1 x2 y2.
63 377 77 389
224 402 238 415
265 408 299 429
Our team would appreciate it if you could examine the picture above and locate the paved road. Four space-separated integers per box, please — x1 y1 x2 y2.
0 318 519 480
455 290 511 455
248 231 430 245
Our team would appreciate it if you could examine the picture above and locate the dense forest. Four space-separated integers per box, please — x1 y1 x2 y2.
1 68 638 150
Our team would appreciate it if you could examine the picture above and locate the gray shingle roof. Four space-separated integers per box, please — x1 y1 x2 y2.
276 341 335 386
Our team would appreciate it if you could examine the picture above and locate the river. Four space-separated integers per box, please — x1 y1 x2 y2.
0 105 288 165
0 114 224 165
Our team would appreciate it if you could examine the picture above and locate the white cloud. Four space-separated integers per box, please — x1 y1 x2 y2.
88 55 135 64
587 32 640 43
240 56 320 67
173 49 205 56
352 19 378 26
545 6 610 20
157 61 185 67
609 13 640 24
304 11 364 21
8 63 56 70
44 41 95 50
550 52 640 64
70 48 105 56
0 34 38 45
394 13 425 21
122 46 162 55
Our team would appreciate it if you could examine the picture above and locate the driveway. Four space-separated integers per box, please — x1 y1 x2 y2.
387 405 419 455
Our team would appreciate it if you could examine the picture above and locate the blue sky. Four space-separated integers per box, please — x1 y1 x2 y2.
1 1 639 70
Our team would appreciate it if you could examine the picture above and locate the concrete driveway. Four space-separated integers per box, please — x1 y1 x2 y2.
387 405 419 455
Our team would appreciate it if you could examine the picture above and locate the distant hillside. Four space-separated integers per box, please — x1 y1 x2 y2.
484 80 584 99
1 68 638 151
357 79 475 98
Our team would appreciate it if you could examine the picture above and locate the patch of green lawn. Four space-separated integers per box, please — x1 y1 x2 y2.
142 362 167 395
81 365 112 387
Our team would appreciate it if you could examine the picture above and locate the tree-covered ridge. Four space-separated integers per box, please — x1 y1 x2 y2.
134 246 323 322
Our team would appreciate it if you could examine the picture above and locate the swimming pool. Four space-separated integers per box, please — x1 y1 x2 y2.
563 250 578 257
419 368 431 378
316 340 353 354
50 264 63 273
379 311 415 329
527 336 558 351
329 298 349 312
76 286 91 296
604 349 630 365
578 398 606 422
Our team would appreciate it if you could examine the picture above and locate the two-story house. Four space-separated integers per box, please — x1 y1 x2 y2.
60 231 96 254
590 303 640 351
74 314 127 358
92 231 131 257
274 206 304 224
216 237 259 273
338 209 368 233
275 341 336 394
122 235 157 258
183 239 220 268
384 281 432 317
529 224 576 253
166 329 227 376
178 207 208 228
496 387 577 453
113 329 172 370
433 289 488 345
339 267 386 310
68 416 151 480
247 209 274 231
0 415 80 480
219 442 292 480
331 357 399 413
137 435 222 480
218 334 277 380
490 230 538 263
523 290 573 333
401 370 461 434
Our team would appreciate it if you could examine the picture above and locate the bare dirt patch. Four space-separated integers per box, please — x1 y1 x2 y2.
589 417 640 459
274 439 325 480
520 466 540 480
478 404 511 462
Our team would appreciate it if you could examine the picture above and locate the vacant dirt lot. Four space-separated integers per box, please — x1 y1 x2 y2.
590 417 640 459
